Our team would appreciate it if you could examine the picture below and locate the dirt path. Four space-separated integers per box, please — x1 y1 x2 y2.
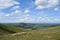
11 32 31 36
0 32 31 38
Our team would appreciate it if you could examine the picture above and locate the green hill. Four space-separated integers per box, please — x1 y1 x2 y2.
0 25 60 40
0 24 26 35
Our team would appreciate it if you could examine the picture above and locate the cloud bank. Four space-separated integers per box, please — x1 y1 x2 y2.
35 0 59 9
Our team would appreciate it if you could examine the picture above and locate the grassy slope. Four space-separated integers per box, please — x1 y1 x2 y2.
0 25 60 40
0 24 26 35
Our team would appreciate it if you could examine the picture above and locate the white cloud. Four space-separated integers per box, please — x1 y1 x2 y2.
24 9 30 13
0 0 21 23
35 0 59 10
14 1 20 4
0 0 20 9
38 12 51 17
36 17 60 23
54 18 60 21
12 6 20 10
18 19 25 22
0 0 20 17
14 16 36 23
5 14 10 16
25 14 30 17
4 9 21 17
15 17 28 22
14 10 21 14
36 6 45 10
54 7 59 11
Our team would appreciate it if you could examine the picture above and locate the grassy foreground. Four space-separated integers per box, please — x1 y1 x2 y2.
0 25 60 40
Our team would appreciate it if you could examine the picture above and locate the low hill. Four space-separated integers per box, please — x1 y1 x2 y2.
0 24 26 35
0 25 60 40
7 23 59 30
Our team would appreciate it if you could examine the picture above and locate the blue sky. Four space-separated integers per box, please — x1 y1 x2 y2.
0 0 60 23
